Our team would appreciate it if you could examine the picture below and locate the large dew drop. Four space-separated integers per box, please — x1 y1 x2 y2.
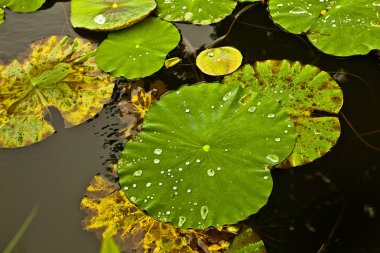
93 14 106 24
207 169 215 176
133 170 143 177
178 216 187 227
223 92 233 101
200 206 209 220
266 154 279 163
153 159 160 164
248 106 256 112
289 7 308 14
154 148 163 155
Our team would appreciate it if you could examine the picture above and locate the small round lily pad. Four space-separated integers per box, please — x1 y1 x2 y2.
224 60 343 167
118 82 296 229
156 0 237 25
196 47 243 76
96 17 181 79
0 0 46 12
71 0 156 31
269 0 380 56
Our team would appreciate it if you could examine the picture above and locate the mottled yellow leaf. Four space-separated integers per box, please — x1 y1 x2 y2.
81 174 235 253
0 36 115 148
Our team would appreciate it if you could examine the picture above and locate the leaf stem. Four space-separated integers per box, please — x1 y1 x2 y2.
207 3 262 49
3 206 39 253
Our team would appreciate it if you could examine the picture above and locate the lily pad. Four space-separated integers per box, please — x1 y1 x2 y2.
224 60 343 167
96 17 181 79
0 36 115 148
269 0 380 56
71 0 156 31
0 0 46 12
156 0 237 25
196 47 243 76
81 174 235 252
118 82 296 229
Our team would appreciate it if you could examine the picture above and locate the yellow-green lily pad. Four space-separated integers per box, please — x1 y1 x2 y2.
224 60 343 167
0 36 115 148
196 47 243 76
71 0 156 31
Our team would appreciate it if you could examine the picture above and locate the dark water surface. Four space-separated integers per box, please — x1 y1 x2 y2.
0 1 379 253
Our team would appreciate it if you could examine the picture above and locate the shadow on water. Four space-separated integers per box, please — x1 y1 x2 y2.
0 1 379 253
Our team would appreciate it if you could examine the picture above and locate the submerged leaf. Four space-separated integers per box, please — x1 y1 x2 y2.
0 36 115 148
224 61 343 167
1 0 46 12
196 47 243 76
71 0 156 31
156 0 237 25
118 83 296 229
225 225 266 253
96 17 181 79
81 174 235 252
269 0 380 56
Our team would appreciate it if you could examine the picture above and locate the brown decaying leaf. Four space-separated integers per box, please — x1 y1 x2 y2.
116 79 168 139
80 174 236 253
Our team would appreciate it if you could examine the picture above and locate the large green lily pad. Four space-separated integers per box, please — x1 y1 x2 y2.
71 0 156 31
0 36 115 148
96 17 181 79
224 60 343 167
118 82 296 229
156 0 237 25
0 0 46 12
196 47 243 76
269 0 380 56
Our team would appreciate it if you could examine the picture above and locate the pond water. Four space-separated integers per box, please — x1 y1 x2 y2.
0 1 379 253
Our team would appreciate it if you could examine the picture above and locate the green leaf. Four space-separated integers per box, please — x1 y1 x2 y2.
118 82 296 229
100 237 121 253
165 57 181 68
0 36 115 148
226 225 267 253
269 0 380 56
71 0 156 31
0 8 4 26
224 60 343 167
96 17 181 79
1 0 46 12
156 0 237 25
196 47 243 76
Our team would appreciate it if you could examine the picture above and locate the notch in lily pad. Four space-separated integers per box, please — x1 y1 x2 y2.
196 47 243 76
71 0 156 31
0 36 115 148
96 17 181 79
118 82 297 229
